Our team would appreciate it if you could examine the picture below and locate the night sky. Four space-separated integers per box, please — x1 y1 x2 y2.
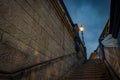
63 0 110 58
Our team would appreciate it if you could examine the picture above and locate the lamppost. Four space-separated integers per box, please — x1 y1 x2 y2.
79 25 87 60
79 25 85 46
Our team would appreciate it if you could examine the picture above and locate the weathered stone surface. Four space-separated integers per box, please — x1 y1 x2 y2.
0 0 85 79
104 47 120 78
12 54 83 80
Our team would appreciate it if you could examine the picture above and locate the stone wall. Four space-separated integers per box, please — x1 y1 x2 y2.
0 0 85 80
104 47 120 78
103 31 120 78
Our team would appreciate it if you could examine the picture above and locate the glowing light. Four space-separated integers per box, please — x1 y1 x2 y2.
79 25 84 31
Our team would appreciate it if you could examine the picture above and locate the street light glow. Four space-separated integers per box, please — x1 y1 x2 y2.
79 25 84 31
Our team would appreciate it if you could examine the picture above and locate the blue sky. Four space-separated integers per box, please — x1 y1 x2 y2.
63 0 110 58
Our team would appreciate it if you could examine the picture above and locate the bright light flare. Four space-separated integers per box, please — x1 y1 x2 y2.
79 25 84 31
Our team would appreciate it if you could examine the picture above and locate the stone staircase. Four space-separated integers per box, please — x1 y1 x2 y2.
62 59 112 80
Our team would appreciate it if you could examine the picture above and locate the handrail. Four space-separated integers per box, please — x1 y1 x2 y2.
0 53 76 76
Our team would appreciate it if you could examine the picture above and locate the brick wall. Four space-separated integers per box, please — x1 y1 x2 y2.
0 0 85 79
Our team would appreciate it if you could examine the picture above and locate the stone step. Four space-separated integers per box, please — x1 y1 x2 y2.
66 73 109 78
62 59 111 80
73 69 106 72
71 71 106 74
64 77 109 80
70 73 106 76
